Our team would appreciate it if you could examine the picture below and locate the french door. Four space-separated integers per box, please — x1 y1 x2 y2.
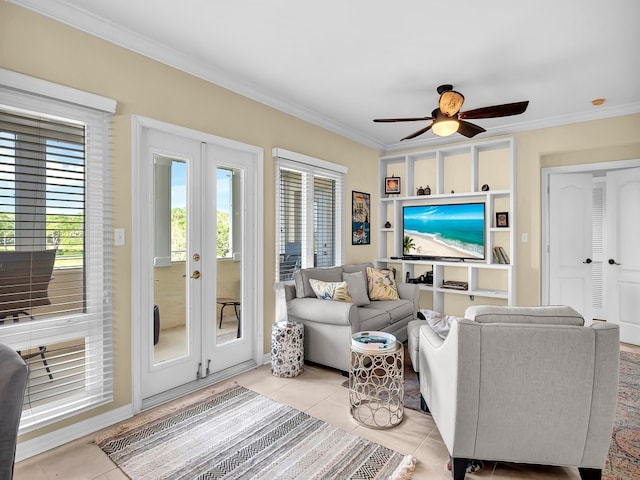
545 162 640 345
132 117 263 407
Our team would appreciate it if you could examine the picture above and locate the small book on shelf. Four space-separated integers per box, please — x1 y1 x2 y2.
493 246 510 264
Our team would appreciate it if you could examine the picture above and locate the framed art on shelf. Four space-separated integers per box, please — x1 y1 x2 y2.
384 176 401 195
496 211 509 228
352 191 370 245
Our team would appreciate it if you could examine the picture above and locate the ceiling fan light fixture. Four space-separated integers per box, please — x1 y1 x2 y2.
432 118 459 136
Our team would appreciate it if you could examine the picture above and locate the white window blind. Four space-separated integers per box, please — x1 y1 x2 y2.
274 149 345 282
0 74 114 432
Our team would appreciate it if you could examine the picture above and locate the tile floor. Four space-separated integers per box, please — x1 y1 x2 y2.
14 342 640 480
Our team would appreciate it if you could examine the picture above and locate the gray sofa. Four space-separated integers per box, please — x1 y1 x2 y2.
416 305 619 480
284 262 419 372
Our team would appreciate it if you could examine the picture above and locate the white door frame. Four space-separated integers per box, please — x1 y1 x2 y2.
130 115 264 413
542 158 640 306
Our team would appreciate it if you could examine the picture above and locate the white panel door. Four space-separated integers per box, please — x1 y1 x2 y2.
605 167 640 345
549 173 593 322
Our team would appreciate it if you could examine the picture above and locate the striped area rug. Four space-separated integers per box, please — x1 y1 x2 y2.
95 383 416 479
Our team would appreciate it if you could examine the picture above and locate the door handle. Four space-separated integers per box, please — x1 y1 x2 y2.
583 258 592 264
608 259 621 265
191 270 201 279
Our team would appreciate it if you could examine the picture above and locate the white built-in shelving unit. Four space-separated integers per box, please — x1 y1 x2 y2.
377 137 516 312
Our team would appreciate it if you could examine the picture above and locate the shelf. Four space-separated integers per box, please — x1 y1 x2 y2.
381 189 510 203
377 137 517 312
433 288 509 300
377 257 511 269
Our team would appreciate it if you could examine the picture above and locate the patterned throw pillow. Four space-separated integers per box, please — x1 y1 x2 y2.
366 267 399 301
308 279 353 302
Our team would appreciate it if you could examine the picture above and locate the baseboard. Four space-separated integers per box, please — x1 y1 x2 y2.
16 403 134 462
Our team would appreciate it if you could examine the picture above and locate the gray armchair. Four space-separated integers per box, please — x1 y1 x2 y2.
0 344 29 480
418 305 619 480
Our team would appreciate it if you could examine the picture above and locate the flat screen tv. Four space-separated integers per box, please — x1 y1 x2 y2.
402 202 486 261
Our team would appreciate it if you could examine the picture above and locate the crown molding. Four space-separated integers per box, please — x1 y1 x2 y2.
9 0 385 151
10 1 640 154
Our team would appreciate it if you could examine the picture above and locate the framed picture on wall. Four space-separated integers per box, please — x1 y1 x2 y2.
384 176 401 195
352 191 370 245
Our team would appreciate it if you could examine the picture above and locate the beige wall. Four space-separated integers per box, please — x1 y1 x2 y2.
2 2 639 442
512 116 640 306
1 3 378 440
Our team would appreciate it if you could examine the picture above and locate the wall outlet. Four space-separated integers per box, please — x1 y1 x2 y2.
114 228 126 246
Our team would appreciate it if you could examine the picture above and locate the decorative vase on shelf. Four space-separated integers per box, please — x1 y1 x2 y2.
384 221 391 228
416 186 425 196
424 185 431 195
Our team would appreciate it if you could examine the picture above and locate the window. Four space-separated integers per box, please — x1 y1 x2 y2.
0 69 114 431
274 149 346 281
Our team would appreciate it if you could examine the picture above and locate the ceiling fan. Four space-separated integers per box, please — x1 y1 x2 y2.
373 84 529 141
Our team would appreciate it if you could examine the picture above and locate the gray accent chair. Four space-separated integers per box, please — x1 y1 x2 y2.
284 262 419 372
0 344 29 480
418 305 619 480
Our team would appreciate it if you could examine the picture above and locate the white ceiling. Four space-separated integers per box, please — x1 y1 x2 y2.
12 0 640 152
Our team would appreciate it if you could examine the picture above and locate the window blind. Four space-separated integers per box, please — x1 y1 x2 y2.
0 84 113 431
274 150 345 282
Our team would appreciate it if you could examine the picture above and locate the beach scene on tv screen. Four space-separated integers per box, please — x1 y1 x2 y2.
403 203 485 259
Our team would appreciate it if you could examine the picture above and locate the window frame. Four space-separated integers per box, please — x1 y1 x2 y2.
273 148 347 282
0 68 115 432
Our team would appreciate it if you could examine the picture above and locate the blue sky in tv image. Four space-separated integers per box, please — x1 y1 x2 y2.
402 202 485 260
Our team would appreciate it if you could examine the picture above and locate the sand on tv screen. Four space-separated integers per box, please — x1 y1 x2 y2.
402 202 486 260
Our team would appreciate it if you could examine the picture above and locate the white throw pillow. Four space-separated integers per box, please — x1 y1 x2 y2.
418 309 459 339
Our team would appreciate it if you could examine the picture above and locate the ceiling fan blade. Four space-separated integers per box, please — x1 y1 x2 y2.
457 120 486 138
459 101 529 120
401 124 433 141
373 116 433 123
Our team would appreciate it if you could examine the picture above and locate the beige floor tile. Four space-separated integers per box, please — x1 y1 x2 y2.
93 468 130 480
22 441 115 480
351 408 431 456
266 379 343 412
13 460 47 480
305 396 359 433
492 462 580 479
234 365 291 395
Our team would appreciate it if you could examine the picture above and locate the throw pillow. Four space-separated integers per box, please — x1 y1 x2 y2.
308 278 353 302
366 267 399 301
342 271 370 306
417 309 458 339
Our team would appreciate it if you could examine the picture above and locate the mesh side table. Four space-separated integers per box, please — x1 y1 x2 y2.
349 336 404 429
271 321 304 377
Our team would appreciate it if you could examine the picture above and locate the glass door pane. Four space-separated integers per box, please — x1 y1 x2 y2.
153 156 188 363
216 167 242 346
